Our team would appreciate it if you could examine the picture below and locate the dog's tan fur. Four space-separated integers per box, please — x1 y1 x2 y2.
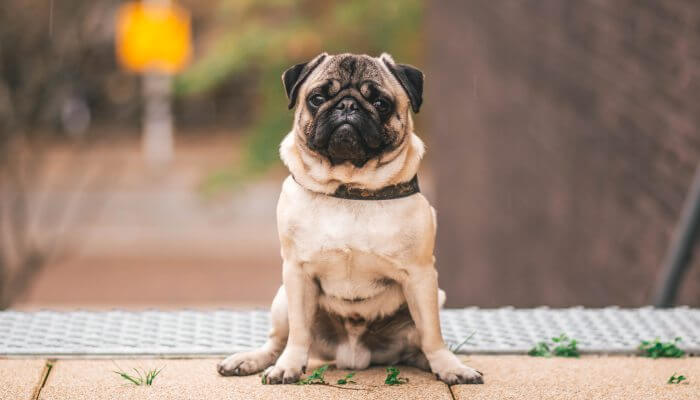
218 53 483 385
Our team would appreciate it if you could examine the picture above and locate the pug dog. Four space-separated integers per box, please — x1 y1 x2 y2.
217 53 483 385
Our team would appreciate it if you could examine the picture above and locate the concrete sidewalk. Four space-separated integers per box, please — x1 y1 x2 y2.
0 359 47 400
1 356 697 400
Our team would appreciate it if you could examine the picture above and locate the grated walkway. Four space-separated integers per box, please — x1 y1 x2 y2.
1 307 698 357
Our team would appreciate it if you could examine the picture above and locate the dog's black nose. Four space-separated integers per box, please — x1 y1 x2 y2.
335 97 358 114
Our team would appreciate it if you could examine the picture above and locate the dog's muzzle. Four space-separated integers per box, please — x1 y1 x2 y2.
327 123 366 161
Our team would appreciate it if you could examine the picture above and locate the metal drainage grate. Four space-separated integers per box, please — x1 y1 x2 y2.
440 307 700 354
0 307 698 356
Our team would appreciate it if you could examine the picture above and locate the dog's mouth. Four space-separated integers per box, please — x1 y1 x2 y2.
308 102 388 167
327 123 367 164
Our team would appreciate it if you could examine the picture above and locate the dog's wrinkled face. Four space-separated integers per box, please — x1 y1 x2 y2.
282 53 423 167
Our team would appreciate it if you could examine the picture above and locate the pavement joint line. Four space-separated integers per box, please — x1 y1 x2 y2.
448 384 458 400
32 360 54 400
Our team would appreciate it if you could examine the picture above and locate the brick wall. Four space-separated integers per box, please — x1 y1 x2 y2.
426 1 700 307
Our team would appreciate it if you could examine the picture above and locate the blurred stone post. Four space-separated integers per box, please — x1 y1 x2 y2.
142 72 174 169
115 0 191 170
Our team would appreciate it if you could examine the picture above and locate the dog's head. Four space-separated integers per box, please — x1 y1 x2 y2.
282 53 423 167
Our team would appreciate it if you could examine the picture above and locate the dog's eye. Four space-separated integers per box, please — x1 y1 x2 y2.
308 95 325 107
373 99 390 114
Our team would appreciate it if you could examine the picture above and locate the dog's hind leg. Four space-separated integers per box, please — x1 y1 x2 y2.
218 285 289 376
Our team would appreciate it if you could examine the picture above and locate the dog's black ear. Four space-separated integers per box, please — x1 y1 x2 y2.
282 53 328 110
380 53 424 113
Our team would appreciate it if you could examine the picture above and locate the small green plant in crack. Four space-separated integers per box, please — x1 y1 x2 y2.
448 331 477 353
528 334 580 358
113 366 164 386
385 366 409 385
336 372 356 385
296 364 329 385
639 337 685 359
668 373 688 384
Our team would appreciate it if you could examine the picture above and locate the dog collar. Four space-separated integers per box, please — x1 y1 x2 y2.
293 175 420 200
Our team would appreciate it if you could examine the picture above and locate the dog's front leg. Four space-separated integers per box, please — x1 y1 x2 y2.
402 265 484 385
263 259 317 384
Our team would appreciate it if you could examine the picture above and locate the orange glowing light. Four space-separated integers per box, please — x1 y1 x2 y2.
116 2 191 74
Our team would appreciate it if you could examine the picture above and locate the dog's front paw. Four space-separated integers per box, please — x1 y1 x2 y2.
261 348 307 384
428 349 484 385
435 364 483 385
218 349 278 376
262 363 305 384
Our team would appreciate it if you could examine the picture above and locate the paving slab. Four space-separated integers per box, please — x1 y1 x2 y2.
0 359 48 400
453 355 700 400
39 359 451 400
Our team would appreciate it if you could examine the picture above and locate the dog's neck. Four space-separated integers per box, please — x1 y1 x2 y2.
280 130 425 195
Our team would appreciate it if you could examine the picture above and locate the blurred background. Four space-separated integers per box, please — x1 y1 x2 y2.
0 0 698 310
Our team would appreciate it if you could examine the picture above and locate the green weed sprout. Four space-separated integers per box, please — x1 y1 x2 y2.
528 334 580 358
668 373 687 384
113 366 163 386
528 341 551 357
336 372 356 385
296 364 329 385
448 331 476 353
639 338 684 358
385 366 409 385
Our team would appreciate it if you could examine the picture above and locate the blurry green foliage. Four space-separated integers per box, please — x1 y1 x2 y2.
175 0 423 195
528 334 580 358
639 337 685 359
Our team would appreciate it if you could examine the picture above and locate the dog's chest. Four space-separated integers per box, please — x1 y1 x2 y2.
277 177 435 300
290 201 404 296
